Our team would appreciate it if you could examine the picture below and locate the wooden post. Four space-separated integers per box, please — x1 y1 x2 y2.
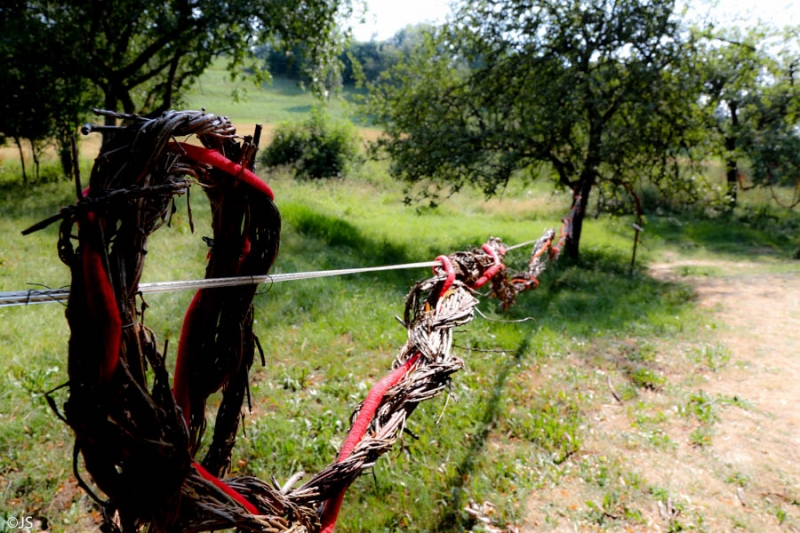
630 223 643 273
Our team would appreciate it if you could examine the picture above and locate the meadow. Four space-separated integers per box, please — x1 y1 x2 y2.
1 67 799 532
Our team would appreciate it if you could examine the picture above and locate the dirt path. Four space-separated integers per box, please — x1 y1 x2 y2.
650 260 800 455
646 261 800 532
523 259 800 532
655 261 800 526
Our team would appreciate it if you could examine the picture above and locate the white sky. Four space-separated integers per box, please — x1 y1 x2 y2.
348 0 799 42
349 0 452 41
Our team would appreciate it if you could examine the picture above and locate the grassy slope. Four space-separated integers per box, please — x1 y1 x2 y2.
0 62 370 170
1 70 799 532
184 62 371 138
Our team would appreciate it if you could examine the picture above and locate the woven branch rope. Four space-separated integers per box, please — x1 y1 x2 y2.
30 109 570 533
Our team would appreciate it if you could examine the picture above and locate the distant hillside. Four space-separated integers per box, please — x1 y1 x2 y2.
184 61 365 130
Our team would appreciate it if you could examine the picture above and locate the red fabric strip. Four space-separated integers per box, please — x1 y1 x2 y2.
174 291 202 426
337 353 420 461
238 236 252 269
80 214 121 383
319 489 347 533
471 243 504 289
170 143 275 200
320 353 421 532
434 255 456 299
193 461 259 515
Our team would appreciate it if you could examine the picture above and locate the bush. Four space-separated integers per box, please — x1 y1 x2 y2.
260 108 361 179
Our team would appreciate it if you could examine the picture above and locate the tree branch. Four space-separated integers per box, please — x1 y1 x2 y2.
116 24 196 81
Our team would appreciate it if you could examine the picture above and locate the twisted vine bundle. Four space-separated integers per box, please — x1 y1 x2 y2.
30 109 568 533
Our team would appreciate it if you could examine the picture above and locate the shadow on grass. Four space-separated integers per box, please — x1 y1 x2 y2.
424 253 696 531
279 203 699 336
431 334 532 532
0 179 77 225
645 208 800 259
500 248 696 337
280 201 425 269
286 105 313 114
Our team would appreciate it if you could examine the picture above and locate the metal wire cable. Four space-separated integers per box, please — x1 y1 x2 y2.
504 238 540 251
0 261 440 308
0 238 543 309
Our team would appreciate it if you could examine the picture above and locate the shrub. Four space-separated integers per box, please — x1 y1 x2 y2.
260 108 361 179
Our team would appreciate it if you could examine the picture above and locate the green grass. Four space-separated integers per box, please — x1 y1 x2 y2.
643 195 800 262
0 159 710 531
2 154 798 531
1 70 800 532
183 61 365 127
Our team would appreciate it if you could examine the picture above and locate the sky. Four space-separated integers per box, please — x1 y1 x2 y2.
348 0 451 41
348 0 799 42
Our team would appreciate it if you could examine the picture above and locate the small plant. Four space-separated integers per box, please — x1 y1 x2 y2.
688 343 731 372
689 427 712 447
11 365 60 405
726 471 750 487
774 506 787 524
261 107 361 179
649 485 669 502
667 518 686 532
682 391 717 425
718 394 752 410
505 389 583 463
628 367 666 391
622 341 657 363
683 392 717 446
630 405 674 449
281 366 311 392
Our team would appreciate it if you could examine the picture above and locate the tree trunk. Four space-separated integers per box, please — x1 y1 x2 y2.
563 174 594 261
104 83 117 126
102 78 138 146
100 84 120 147
724 101 740 210
30 139 41 181
14 137 27 183
159 53 182 113
725 155 739 209
57 131 75 180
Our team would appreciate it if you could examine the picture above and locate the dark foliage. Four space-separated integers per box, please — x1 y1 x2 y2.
261 109 361 179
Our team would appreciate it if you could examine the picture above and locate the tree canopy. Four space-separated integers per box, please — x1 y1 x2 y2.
0 3 98 180
696 25 800 208
0 0 350 168
368 0 709 259
257 24 434 86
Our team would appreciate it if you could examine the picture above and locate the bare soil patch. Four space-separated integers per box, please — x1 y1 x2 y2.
523 259 800 532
